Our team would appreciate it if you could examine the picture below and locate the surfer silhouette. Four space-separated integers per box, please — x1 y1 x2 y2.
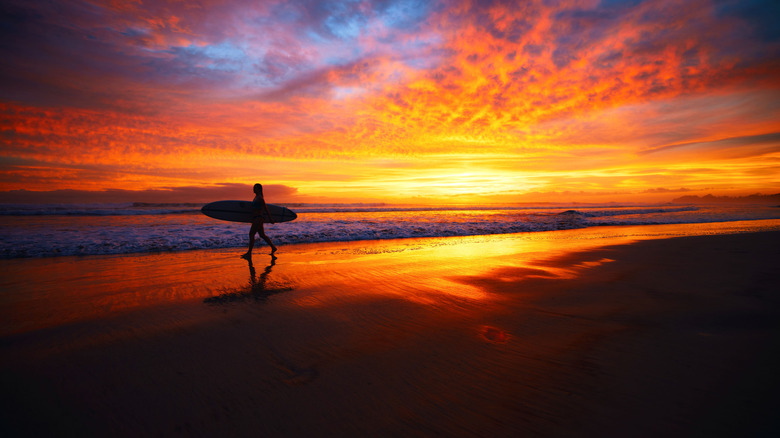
242 183 277 259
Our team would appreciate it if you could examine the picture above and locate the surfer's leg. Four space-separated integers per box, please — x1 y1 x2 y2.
258 222 278 252
243 221 260 258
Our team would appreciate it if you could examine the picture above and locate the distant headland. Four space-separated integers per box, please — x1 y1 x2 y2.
671 193 780 204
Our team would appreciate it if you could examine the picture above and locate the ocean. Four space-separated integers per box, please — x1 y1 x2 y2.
1 202 779 259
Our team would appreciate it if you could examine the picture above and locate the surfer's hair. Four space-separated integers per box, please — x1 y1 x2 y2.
253 183 263 195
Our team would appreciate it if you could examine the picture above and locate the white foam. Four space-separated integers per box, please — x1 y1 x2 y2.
1 203 778 258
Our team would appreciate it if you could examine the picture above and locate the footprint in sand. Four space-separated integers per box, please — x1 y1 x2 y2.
480 325 511 343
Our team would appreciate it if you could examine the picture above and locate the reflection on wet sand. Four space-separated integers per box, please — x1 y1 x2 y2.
203 254 294 304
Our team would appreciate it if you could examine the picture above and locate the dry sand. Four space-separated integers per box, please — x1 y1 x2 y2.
2 221 780 437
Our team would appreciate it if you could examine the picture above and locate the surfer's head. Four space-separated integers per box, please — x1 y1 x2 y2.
253 183 263 195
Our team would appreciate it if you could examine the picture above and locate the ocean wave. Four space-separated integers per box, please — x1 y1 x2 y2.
580 206 700 218
0 215 578 258
2 204 779 258
0 202 681 216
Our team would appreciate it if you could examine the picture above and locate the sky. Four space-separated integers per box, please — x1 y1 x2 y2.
1 0 779 204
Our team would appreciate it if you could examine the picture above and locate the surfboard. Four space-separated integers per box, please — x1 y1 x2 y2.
201 200 297 223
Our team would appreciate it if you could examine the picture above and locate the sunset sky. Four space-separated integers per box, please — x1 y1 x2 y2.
1 0 779 204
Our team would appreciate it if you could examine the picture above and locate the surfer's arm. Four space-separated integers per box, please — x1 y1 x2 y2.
260 198 275 223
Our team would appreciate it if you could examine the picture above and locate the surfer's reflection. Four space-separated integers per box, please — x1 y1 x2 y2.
204 254 293 304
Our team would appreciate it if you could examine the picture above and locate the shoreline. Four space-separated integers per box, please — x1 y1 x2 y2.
2 222 780 436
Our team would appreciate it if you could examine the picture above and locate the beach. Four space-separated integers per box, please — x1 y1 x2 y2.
2 221 780 437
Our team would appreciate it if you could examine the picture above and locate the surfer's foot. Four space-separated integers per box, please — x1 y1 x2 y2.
241 252 251 260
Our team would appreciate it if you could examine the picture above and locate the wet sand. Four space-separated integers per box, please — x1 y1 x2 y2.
2 221 780 437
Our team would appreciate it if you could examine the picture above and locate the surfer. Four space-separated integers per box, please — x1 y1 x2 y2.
242 183 277 258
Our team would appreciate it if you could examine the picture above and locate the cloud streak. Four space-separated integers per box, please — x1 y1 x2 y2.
0 183 298 204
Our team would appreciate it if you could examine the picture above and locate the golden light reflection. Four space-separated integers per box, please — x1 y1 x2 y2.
3 220 780 336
